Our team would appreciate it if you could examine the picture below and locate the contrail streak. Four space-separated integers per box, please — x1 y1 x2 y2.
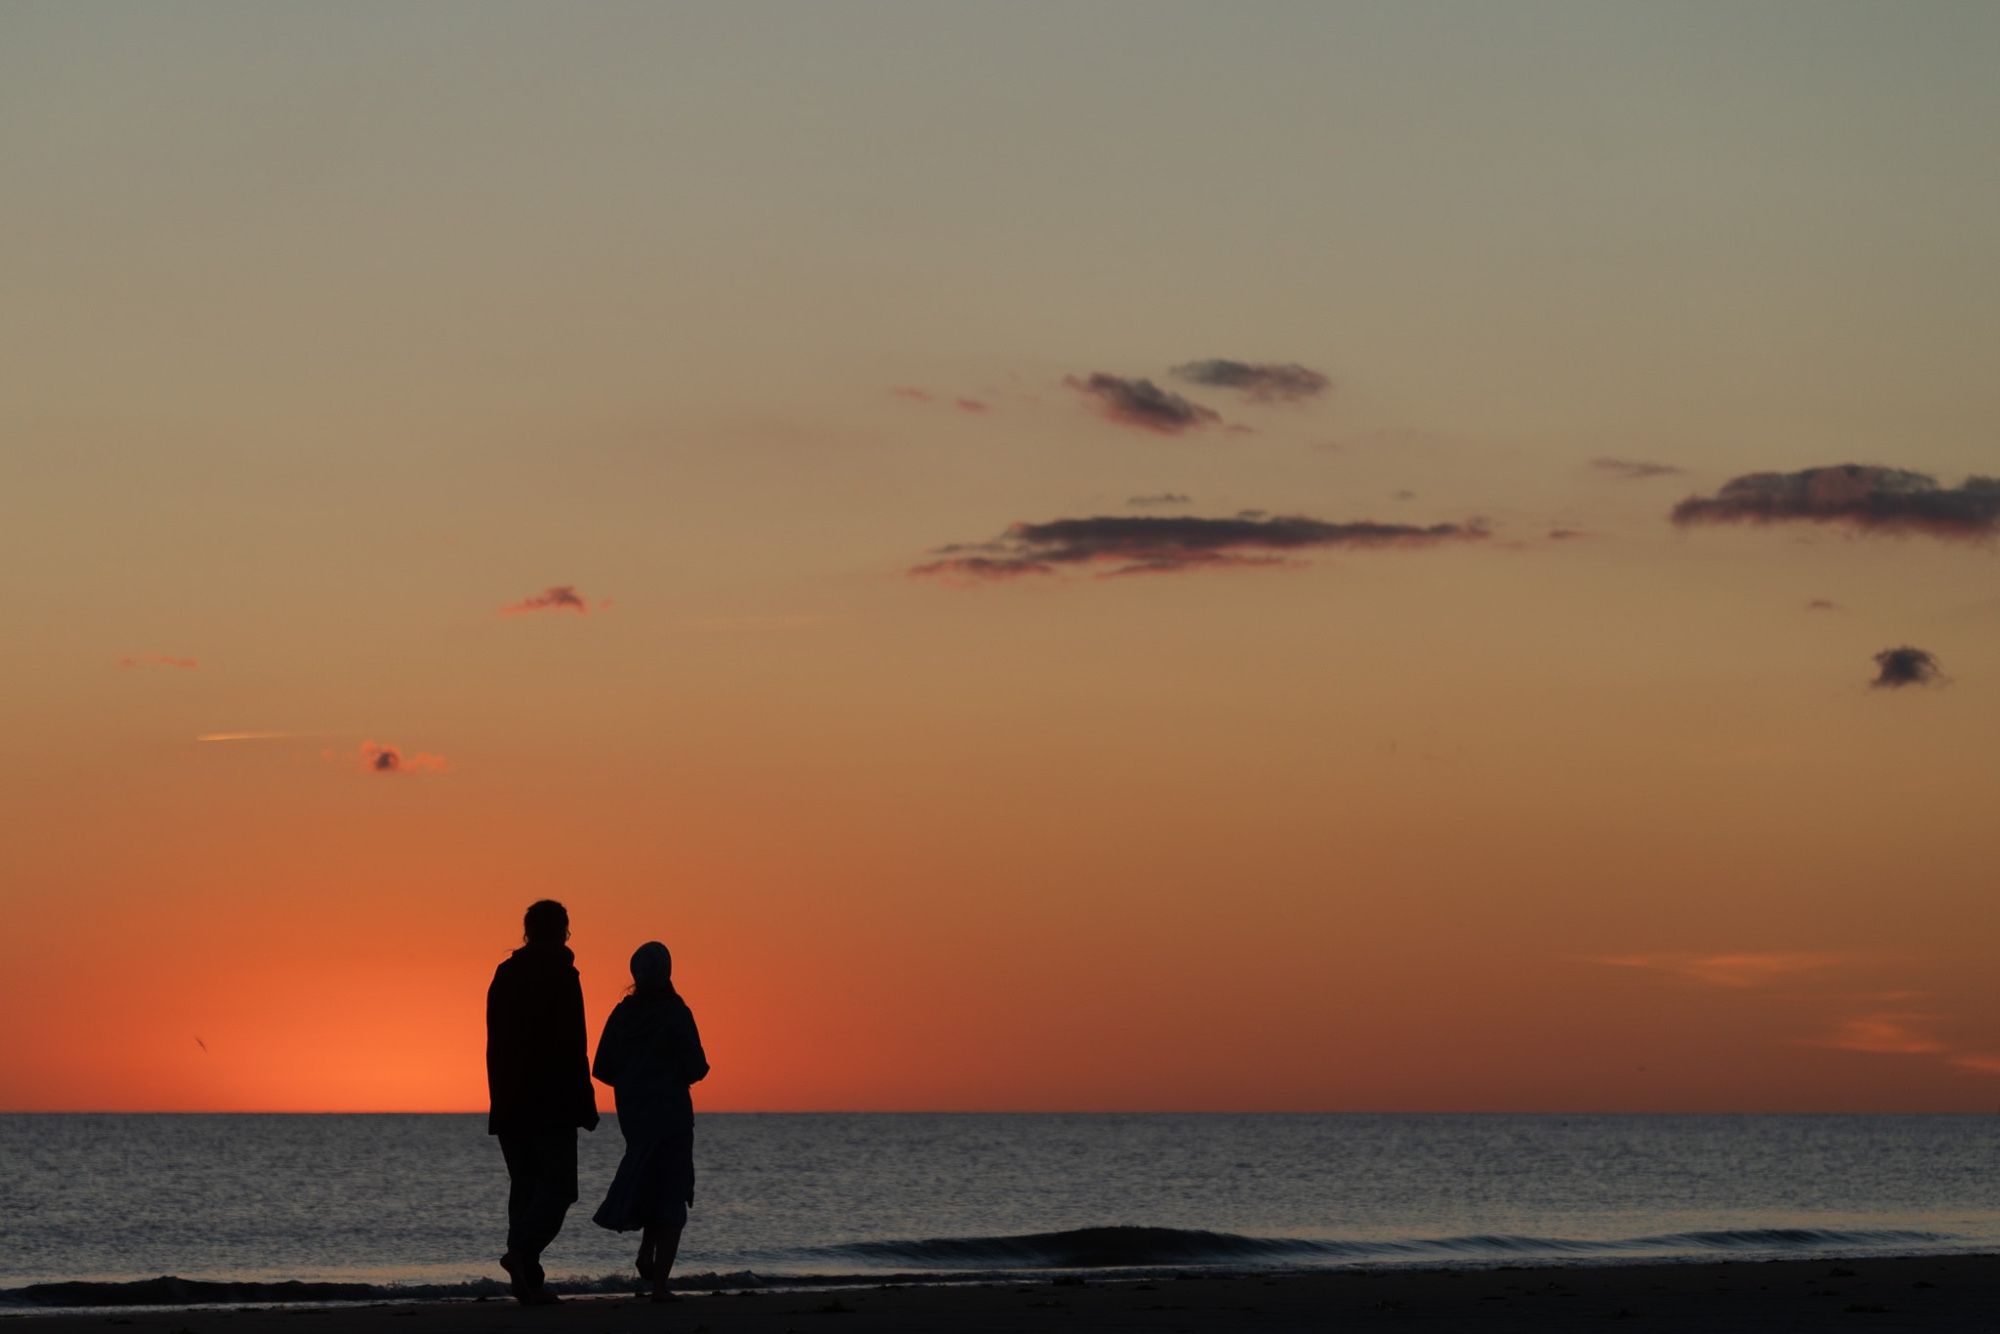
195 731 336 743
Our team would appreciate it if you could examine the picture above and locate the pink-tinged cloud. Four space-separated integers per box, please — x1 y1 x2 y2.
1065 373 1222 435
955 398 989 414
1593 952 1845 988
1591 457 1683 480
503 586 590 617
889 386 934 403
118 654 198 669
1815 1013 1947 1056
1671 464 2000 540
1171 359 1330 402
913 513 1486 582
356 741 447 776
1950 1054 2000 1075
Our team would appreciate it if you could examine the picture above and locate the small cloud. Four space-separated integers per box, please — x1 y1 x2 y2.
1547 527 1588 541
1591 457 1683 480
1128 493 1192 508
119 654 198 669
503 586 590 618
1065 373 1221 435
1671 464 2000 539
1593 952 1844 989
1815 1013 1947 1056
357 741 447 775
1871 646 1945 689
913 513 1487 582
1391 489 1418 502
1806 598 1839 611
954 398 989 414
889 386 934 403
1170 359 1330 402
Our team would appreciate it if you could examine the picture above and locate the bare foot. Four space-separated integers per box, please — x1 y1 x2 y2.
501 1253 556 1306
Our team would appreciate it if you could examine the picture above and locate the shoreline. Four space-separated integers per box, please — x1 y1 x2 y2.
6 1254 1997 1331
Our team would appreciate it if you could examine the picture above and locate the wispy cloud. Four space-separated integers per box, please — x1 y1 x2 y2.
1127 492 1192 508
196 730 330 743
1170 359 1329 402
1871 646 1945 689
503 586 591 617
1065 374 1221 434
1806 598 1839 611
356 741 447 775
1596 950 1998 1078
1593 952 1846 989
1815 1013 1948 1056
889 386 933 403
1671 465 2000 539
954 398 989 414
913 513 1486 581
119 654 198 669
1591 457 1683 480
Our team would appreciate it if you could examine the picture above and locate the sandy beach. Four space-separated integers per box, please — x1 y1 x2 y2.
7 1256 1995 1334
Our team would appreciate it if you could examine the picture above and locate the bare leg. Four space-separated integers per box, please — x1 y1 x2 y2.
641 1223 683 1303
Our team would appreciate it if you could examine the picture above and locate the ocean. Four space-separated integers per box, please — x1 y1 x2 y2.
2 1114 1995 1306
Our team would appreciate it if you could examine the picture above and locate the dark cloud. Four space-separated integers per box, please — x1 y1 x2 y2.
358 741 447 774
912 513 1486 581
1170 359 1329 402
1591 457 1683 480
1065 374 1221 434
1547 527 1588 541
503 586 590 617
1671 465 2000 539
1871 646 1945 690
1127 493 1192 507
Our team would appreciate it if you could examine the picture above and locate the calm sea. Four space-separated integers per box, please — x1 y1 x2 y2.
2 1114 1996 1306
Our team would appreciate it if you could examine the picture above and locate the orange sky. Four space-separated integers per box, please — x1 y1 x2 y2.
3 4 1998 1112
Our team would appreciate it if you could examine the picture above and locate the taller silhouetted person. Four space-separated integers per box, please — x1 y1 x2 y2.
486 900 599 1305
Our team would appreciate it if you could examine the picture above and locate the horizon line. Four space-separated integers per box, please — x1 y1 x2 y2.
4 1107 1992 1117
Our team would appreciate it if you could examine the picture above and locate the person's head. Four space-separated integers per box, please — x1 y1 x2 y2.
630 941 672 993
522 899 570 945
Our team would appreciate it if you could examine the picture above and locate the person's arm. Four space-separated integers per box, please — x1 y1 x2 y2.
485 968 514 1127
592 1005 624 1087
680 1004 710 1086
567 971 600 1130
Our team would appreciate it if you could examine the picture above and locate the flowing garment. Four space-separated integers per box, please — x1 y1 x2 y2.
591 990 709 1231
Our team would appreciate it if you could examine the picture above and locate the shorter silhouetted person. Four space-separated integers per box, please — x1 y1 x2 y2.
592 941 709 1303
487 899 599 1305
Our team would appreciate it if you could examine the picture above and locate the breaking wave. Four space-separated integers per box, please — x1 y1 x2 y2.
0 1271 767 1310
811 1223 1962 1270
0 1227 1968 1308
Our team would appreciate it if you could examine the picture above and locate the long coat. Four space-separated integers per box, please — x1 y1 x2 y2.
591 990 708 1230
485 942 600 1135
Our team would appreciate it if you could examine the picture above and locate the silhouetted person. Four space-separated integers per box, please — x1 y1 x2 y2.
487 899 599 1305
592 941 709 1303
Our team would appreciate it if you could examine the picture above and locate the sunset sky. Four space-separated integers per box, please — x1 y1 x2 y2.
4 2 1998 1114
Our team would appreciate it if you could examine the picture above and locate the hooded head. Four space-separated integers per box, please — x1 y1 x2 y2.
630 940 673 993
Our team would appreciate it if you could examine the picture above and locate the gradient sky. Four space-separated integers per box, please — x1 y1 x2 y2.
4 1 1998 1113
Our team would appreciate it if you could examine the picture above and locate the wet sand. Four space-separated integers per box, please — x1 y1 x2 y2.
5 1255 1995 1334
